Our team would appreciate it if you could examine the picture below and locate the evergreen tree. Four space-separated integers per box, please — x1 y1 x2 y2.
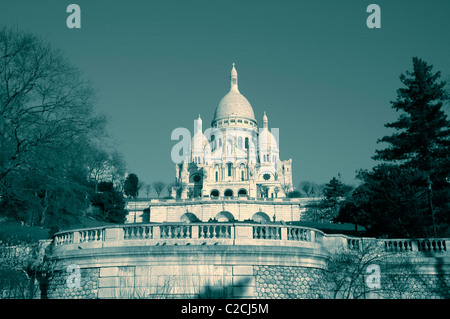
91 181 127 223
124 173 139 198
341 166 430 237
307 176 353 222
373 57 449 174
341 57 450 237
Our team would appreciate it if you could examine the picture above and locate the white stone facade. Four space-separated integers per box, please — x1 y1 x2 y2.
126 197 311 223
127 64 298 223
175 64 293 201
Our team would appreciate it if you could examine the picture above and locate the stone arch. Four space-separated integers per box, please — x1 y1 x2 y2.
215 211 235 222
224 189 233 197
210 189 220 197
180 212 199 223
252 212 271 223
237 188 248 197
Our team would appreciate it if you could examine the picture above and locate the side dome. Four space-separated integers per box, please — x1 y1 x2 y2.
258 128 279 152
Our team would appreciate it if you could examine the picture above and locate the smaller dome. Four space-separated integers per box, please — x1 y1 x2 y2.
258 128 279 152
190 131 210 156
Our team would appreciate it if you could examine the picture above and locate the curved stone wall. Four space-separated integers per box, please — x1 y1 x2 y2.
45 223 450 299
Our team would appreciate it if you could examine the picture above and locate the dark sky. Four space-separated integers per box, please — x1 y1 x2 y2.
1 0 449 193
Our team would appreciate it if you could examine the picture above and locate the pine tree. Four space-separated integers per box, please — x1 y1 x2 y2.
373 57 450 175
368 57 450 236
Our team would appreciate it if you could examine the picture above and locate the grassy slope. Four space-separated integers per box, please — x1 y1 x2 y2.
0 216 115 243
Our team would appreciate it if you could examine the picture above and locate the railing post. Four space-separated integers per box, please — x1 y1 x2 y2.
310 230 315 243
234 224 253 245
73 231 80 244
104 227 124 241
411 240 418 252
280 227 287 240
192 225 199 239
153 226 161 239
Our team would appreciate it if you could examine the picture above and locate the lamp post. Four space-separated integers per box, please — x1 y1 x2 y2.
427 176 437 237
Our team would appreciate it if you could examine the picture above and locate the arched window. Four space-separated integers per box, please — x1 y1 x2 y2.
210 190 219 197
215 171 219 182
252 212 271 223
215 211 234 221
238 189 247 196
180 212 199 223
241 170 244 181
224 189 233 197
227 163 232 177
211 135 215 151
245 137 249 149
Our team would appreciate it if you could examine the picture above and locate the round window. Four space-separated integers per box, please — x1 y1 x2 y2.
193 175 201 182
263 174 271 181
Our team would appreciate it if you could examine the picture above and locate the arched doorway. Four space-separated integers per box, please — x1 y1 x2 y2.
180 212 199 223
224 189 233 197
215 211 235 222
237 189 247 197
210 189 220 198
252 212 271 223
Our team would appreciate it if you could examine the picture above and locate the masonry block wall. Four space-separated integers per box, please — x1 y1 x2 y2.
44 263 450 299
47 268 99 299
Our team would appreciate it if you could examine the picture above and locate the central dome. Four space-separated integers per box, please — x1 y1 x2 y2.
214 90 256 122
211 64 257 126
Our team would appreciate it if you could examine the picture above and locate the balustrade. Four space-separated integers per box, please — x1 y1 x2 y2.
52 223 449 256
347 238 361 250
123 226 153 239
287 227 311 242
384 240 413 252
253 226 281 240
54 232 73 246
417 239 447 252
160 225 192 239
79 228 103 243
198 225 231 238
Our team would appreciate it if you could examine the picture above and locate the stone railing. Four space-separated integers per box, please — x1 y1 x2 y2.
345 237 448 253
52 222 325 251
135 197 304 204
52 222 449 255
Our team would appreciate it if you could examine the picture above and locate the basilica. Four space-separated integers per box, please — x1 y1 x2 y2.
174 64 293 200
127 65 304 223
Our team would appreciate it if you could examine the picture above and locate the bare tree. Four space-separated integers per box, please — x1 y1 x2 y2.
323 240 418 299
274 186 280 198
145 184 152 198
153 181 166 198
0 27 109 226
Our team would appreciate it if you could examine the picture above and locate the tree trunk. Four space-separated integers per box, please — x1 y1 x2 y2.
39 190 49 226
